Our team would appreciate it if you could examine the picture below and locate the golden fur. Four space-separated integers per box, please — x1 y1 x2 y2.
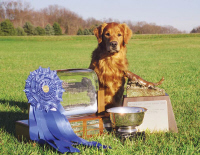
89 22 132 108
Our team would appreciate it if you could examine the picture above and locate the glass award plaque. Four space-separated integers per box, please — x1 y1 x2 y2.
56 69 105 137
56 69 99 116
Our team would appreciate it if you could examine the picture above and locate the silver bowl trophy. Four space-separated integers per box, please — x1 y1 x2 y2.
107 106 147 140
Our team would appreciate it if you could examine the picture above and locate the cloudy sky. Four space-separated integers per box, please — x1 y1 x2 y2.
24 0 200 32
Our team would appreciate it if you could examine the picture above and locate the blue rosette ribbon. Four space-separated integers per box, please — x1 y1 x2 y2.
24 67 109 153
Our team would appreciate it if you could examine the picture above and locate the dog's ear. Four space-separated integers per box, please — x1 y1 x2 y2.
93 23 107 44
122 23 132 44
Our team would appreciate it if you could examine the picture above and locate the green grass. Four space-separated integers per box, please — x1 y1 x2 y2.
0 34 200 154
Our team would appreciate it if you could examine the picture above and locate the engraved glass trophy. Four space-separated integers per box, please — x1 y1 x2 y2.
57 69 99 116
56 69 104 138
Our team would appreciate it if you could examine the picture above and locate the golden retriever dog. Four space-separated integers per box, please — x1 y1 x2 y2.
89 22 164 109
89 22 132 108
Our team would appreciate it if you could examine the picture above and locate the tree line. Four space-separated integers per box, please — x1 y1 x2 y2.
190 26 200 33
0 0 100 35
0 19 63 36
0 0 198 35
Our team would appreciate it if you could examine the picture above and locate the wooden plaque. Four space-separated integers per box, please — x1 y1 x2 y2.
123 94 178 133
16 115 104 141
67 115 104 138
16 90 106 141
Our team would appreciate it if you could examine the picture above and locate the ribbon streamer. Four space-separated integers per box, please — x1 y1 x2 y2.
24 67 108 153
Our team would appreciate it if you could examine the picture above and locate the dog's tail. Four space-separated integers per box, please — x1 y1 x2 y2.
124 71 164 88
154 77 165 86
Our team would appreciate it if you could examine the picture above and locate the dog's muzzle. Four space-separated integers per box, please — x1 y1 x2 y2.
110 41 118 48
109 41 118 53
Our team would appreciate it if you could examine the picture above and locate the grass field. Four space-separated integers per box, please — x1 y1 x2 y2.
0 34 200 154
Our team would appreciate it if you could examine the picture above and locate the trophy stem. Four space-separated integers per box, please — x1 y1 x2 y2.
118 126 137 133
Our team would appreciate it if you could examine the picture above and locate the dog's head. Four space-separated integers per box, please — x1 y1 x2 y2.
94 22 132 53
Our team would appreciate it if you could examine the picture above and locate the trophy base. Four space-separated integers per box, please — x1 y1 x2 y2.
16 114 104 141
115 131 145 143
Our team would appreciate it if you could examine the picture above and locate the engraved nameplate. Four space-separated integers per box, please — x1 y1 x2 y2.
70 121 83 127
87 129 100 135
87 119 99 125
127 100 169 132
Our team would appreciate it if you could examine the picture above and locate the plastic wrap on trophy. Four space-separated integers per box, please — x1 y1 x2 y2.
56 69 99 116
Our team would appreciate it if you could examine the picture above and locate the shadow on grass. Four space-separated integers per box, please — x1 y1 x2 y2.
0 99 29 111
0 100 28 134
0 100 60 153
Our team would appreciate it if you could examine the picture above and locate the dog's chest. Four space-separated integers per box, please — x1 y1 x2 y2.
99 57 124 76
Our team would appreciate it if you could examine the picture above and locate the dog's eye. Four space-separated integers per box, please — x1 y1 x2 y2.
105 33 110 36
118 33 122 37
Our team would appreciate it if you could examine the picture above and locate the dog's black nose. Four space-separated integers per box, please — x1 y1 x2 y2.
110 41 118 48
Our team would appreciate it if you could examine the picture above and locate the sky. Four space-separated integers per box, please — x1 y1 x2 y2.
23 0 200 32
